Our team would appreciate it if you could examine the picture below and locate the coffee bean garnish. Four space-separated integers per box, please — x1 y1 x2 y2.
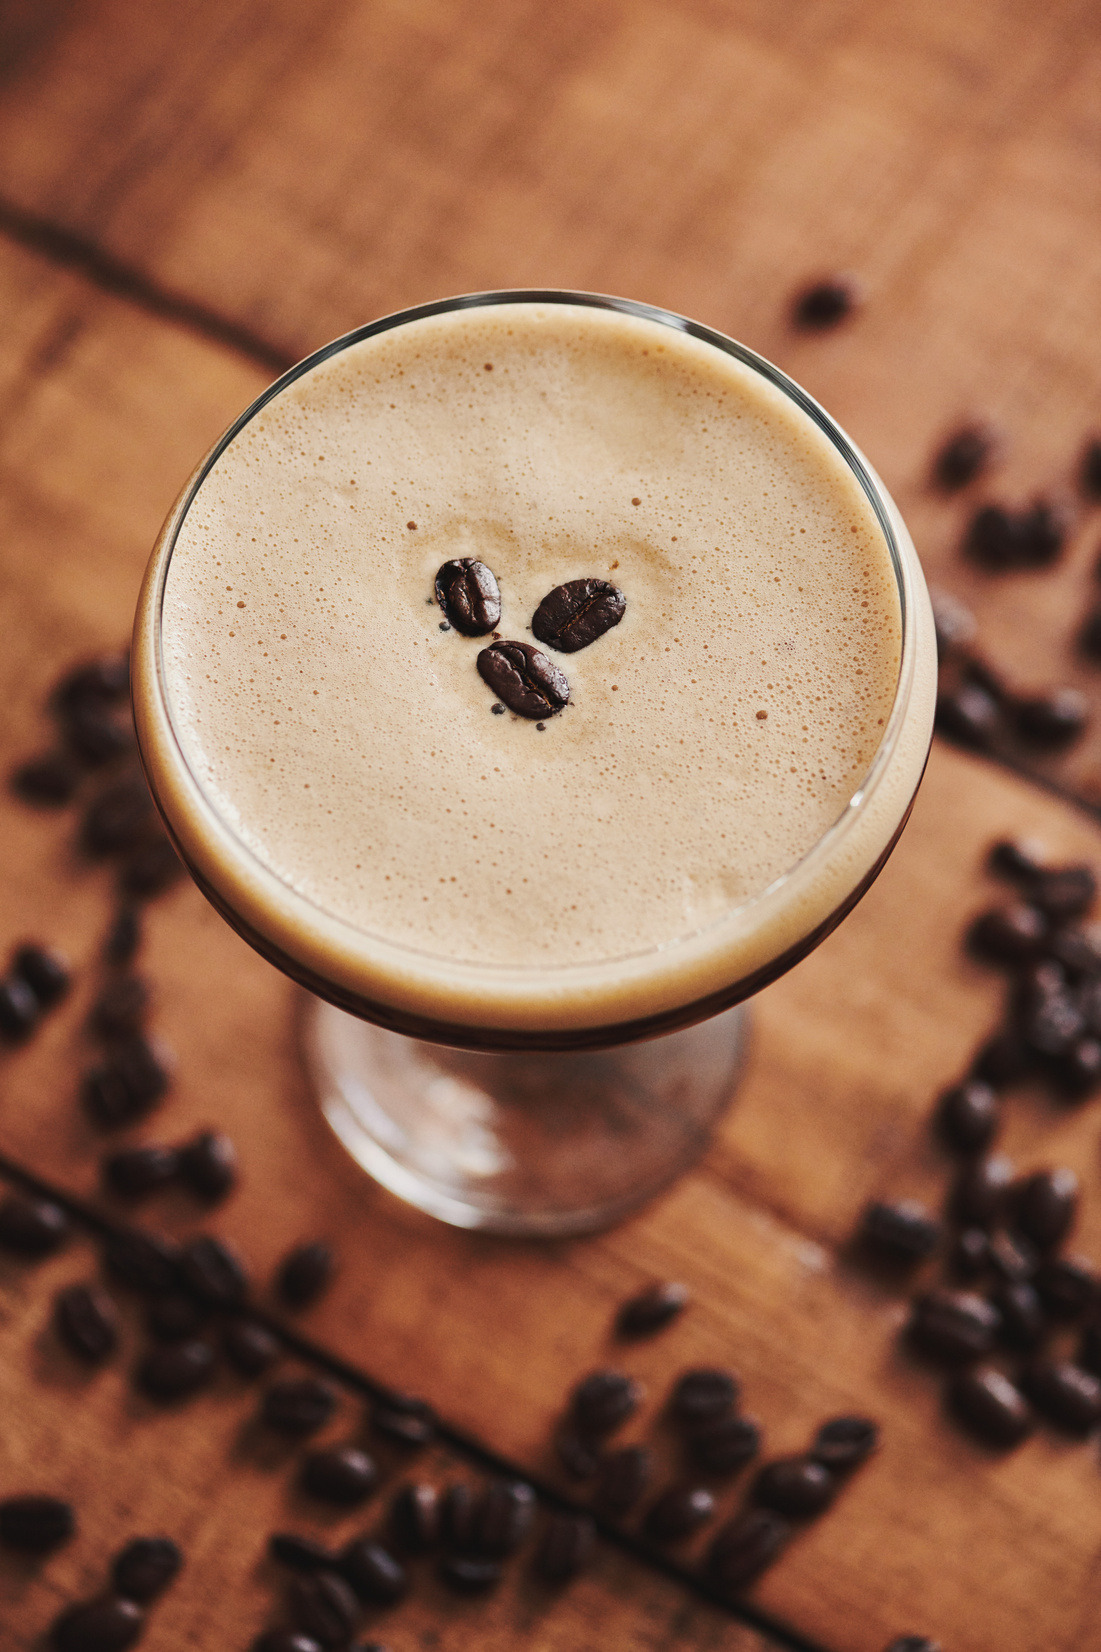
288 1569 362 1647
615 1280 688 1338
82 775 155 857
438 1554 503 1594
178 1234 248 1304
136 1338 217 1401
948 1365 1034 1447
83 1035 172 1129
105 905 142 966
935 1080 1000 1154
532 579 626 654
932 422 1000 491
950 1153 1013 1227
1015 689 1089 749
103 1144 181 1200
571 1369 643 1436
595 1444 652 1516
371 1403 434 1448
300 1446 378 1506
935 681 1002 749
991 1280 1046 1351
434 559 501 636
262 1376 337 1436
706 1508 789 1591
178 1130 237 1202
54 1282 119 1364
102 1230 180 1295
277 1241 335 1309
89 976 150 1040
50 1595 144 1652
950 1227 990 1280
0 976 40 1040
857 1199 941 1265
440 1482 476 1549
791 275 863 330
643 1484 715 1543
967 903 1047 966
389 1483 440 1552
477 639 569 720
145 1293 209 1343
688 1413 762 1477
251 1632 324 1652
1015 1167 1078 1249
223 1317 282 1377
533 1512 596 1584
555 1424 602 1479
339 1537 408 1604
270 1534 341 1573
121 835 183 898
11 751 81 807
884 1640 941 1652
112 1536 183 1603
1034 1255 1097 1321
986 1228 1036 1284
670 1367 740 1431
810 1415 879 1472
13 943 71 1006
473 1478 535 1555
753 1456 835 1519
0 1190 70 1257
908 1289 1000 1363
0 1493 76 1552
1020 1359 1101 1434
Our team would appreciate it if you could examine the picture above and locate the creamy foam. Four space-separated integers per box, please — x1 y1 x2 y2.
159 305 901 970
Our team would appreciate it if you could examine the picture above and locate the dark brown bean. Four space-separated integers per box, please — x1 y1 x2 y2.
50 1596 144 1652
688 1412 762 1476
935 1081 1000 1154
0 1191 70 1257
571 1369 642 1436
643 1485 715 1542
1032 865 1097 922
1034 1255 1097 1321
1058 1036 1101 1098
1015 689 1089 749
1021 1359 1101 1434
389 1483 440 1552
596 1445 652 1516
65 703 134 767
145 1293 209 1342
533 1512 596 1583
121 836 183 898
178 1234 248 1304
810 1416 878 1472
269 1534 341 1573
935 683 1002 749
288 1570 361 1648
104 906 142 966
532 579 626 653
951 1154 1014 1227
615 1279 688 1338
991 1280 1046 1351
962 504 1025 571
477 640 569 719
972 1029 1030 1087
277 1241 334 1309
706 1509 789 1591
948 1365 1034 1447
111 1536 183 1603
440 1483 476 1549
102 1230 180 1295
1048 927 1101 979
1015 1167 1078 1249
13 943 71 1006
1020 990 1085 1062
989 838 1048 884
82 776 155 856
89 976 150 1040
0 976 40 1039
83 1035 172 1128
11 751 81 806
434 559 501 636
555 1424 602 1479
54 1283 119 1364
791 275 863 329
371 1404 434 1448
439 1554 502 1593
224 1317 281 1376
858 1199 941 1264
669 1367 740 1430
967 904 1047 965
339 1537 408 1604
136 1339 216 1401
932 423 1000 491
908 1289 1000 1363
52 653 130 712
103 1144 180 1200
951 1228 991 1281
986 1230 1037 1281
0 1493 76 1552
1081 437 1101 498
884 1640 941 1652
251 1633 323 1652
300 1446 378 1506
262 1376 337 1435
753 1456 835 1518
177 1131 237 1202
473 1479 535 1556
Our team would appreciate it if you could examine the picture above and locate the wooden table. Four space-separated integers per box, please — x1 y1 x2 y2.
2 3 1101 1648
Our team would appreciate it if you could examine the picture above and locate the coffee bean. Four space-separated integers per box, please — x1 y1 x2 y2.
434 559 501 636
935 683 1002 749
951 1155 1014 1227
178 1131 237 1203
810 1415 879 1472
0 976 40 1040
555 1424 601 1478
11 751 81 806
670 1368 740 1430
477 640 569 719
146 1292 209 1351
1015 1167 1078 1249
270 1534 341 1573
858 1199 941 1264
1021 990 1085 1062
89 976 150 1041
103 1230 180 1294
105 905 142 966
596 1445 652 1516
112 1535 183 1603
643 1485 715 1542
262 1376 337 1435
1080 607 1101 663
972 1030 1030 1087
1033 866 1097 922
65 703 134 768
389 1483 440 1552
301 1446 378 1506
277 1241 334 1309
1034 1255 1097 1321
791 275 862 329
932 423 1000 491
753 1456 835 1518
439 1554 503 1593
532 579 626 654
339 1537 408 1604
951 1228 991 1280
1078 1315 1101 1375
1015 689 1089 749
103 1144 180 1200
948 1365 1034 1447
52 653 130 713
440 1482 476 1549
884 1640 941 1652
474 1478 536 1555
986 1229 1037 1282
1021 1359 1101 1434
13 944 71 1006
1048 926 1101 979
936 1081 1000 1154
571 1369 642 1436
54 1283 119 1364
688 1413 762 1476
908 1290 1000 1363
178 1234 248 1304
252 1633 323 1652
1058 1036 1101 1098
992 1280 1046 1351
706 1509 789 1591
929 588 976 659
50 1595 144 1652
615 1280 688 1338
968 904 1047 966
1082 437 1101 498
82 776 155 857
224 1317 281 1377
288 1570 361 1648
136 1338 216 1401
989 838 1048 884
0 1493 76 1552
83 1035 172 1128
533 1511 596 1583
1020 498 1073 568
121 837 183 899
371 1404 434 1447
0 1191 70 1256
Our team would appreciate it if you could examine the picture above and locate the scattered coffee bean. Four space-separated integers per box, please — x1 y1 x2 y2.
81 776 155 857
1032 865 1097 921
111 1535 183 1603
643 1485 715 1543
103 1144 180 1200
136 1338 216 1401
1015 689 1089 749
1021 987 1085 1062
0 976 41 1040
301 1446 378 1507
83 1035 172 1128
1078 1316 1101 1375
908 1289 1000 1363
439 1554 503 1593
1080 607 1101 663
434 559 501 636
339 1537 408 1604
1034 1255 1097 1321
986 1229 1037 1281
688 1412 762 1476
858 1199 941 1265
50 1595 144 1652
989 838 1048 884
884 1640 941 1652
555 1425 602 1479
991 1280 1046 1351
104 906 142 966
277 1241 334 1309
0 1493 76 1552
0 1191 70 1256
52 653 130 713
11 751 81 806
951 1154 1014 1227
967 904 1046 966
1047 925 1101 978
1057 1035 1101 1098
371 1404 434 1448
571 1369 642 1436
935 682 1002 748
596 1445 652 1516
706 1508 789 1591
89 976 150 1040
615 1279 688 1338
224 1317 281 1377
178 1131 237 1203
936 1081 1001 1155
810 1415 879 1472
288 1570 362 1648
948 1365 1034 1447
951 1228 991 1280
389 1483 440 1552
791 275 862 329
252 1632 323 1652
65 701 134 767
54 1282 119 1364
474 1478 536 1556
929 587 977 659
532 579 626 654
440 1483 476 1549
964 500 1069 571
262 1376 337 1436
972 1029 1030 1087
932 423 1000 491
1021 1359 1101 1434
13 943 71 1006
121 836 183 898
1015 1167 1078 1249
270 1534 341 1573
533 1511 596 1583
178 1234 248 1304
103 1230 180 1295
669 1367 740 1430
1081 437 1101 498
477 640 569 719
753 1456 835 1518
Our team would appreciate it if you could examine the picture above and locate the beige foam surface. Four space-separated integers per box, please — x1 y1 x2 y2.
160 302 900 970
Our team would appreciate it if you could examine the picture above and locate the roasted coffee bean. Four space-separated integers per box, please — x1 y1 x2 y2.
13 943 71 1006
753 1456 835 1518
0 976 40 1039
64 703 134 767
1015 1167 1078 1249
989 838 1048 884
532 579 626 654
670 1367 740 1430
810 1415 879 1472
178 1131 237 1203
972 1030 1030 1087
1033 865 1097 922
1058 1035 1101 1098
1021 990 1085 1062
571 1369 643 1436
929 587 976 659
951 1154 1014 1227
986 1229 1037 1282
1082 437 1101 498
936 1080 1000 1154
1034 1255 1097 1321
884 1640 941 1652
103 1230 180 1294
389 1483 440 1552
339 1537 408 1604
371 1404 434 1447
1079 1316 1101 1376
440 1483 476 1549
434 559 501 636
643 1485 715 1542
439 1554 503 1593
277 1241 334 1309
1080 606 1101 663
0 1493 76 1552
932 423 1000 491
105 905 142 966
948 1365 1034 1447
112 1535 183 1603
1015 689 1089 749
474 1478 536 1555
82 776 154 857
178 1234 248 1304
224 1317 281 1377
262 1376 337 1435
555 1425 602 1479
615 1279 688 1338
1021 1359 1101 1434
991 1280 1046 1351
908 1289 1000 1363
688 1413 761 1476
89 976 150 1040
0 1191 70 1256
951 1228 991 1281
121 836 183 898
1048 926 1101 979
136 1338 216 1401
533 1511 596 1583
935 683 1002 749
477 640 569 719
1018 498 1072 568
595 1445 652 1516
791 275 862 329
83 1035 172 1128
270 1534 340 1574
375 1385 432 1416
964 504 1021 569
251 1633 323 1652
289 1570 361 1648
54 1283 119 1364
968 903 1046 965
50 1595 144 1652
301 1446 378 1506
53 653 130 712
11 751 81 806
857 1200 941 1265
146 1291 209 1342
103 1144 180 1200
706 1508 789 1591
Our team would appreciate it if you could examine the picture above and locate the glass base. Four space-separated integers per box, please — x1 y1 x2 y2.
306 999 749 1236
